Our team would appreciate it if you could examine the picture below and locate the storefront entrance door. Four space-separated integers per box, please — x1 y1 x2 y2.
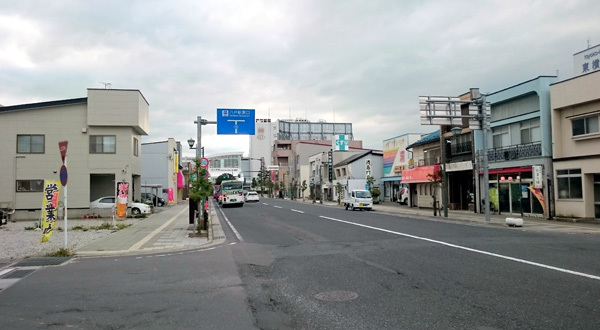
498 182 522 214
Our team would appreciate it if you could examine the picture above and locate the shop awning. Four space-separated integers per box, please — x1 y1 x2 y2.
401 165 440 183
381 176 401 182
483 166 532 175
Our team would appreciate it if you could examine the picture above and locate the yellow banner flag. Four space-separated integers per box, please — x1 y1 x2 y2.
528 185 546 215
41 180 60 243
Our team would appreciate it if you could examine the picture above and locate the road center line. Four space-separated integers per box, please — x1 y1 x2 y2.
319 215 600 281
274 205 282 209
291 209 305 214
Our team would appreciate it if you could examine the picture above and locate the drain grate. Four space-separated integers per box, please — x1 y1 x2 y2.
1 269 35 279
12 257 72 267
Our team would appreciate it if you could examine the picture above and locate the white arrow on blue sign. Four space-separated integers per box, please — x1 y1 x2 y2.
217 109 255 135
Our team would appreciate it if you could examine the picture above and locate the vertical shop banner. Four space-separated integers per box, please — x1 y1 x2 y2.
168 188 174 203
174 152 179 174
116 181 129 219
41 180 60 243
528 186 546 214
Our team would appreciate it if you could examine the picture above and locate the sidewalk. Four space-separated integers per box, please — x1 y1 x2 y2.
76 199 225 257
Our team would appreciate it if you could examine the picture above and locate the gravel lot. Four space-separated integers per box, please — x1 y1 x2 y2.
0 218 142 261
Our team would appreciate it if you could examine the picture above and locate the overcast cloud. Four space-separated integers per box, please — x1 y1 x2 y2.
1 0 598 157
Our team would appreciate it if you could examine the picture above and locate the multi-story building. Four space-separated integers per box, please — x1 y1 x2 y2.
206 151 245 184
141 138 182 204
485 76 557 219
249 118 355 182
274 139 364 198
403 131 442 209
0 88 149 220
332 150 383 202
551 70 600 220
382 134 422 203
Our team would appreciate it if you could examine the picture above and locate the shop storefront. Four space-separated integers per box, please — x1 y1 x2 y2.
485 166 545 217
381 177 401 202
401 165 441 209
446 161 474 211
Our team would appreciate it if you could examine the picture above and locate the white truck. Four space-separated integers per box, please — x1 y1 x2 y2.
343 189 373 211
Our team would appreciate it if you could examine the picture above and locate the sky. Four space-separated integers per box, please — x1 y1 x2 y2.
1 0 598 158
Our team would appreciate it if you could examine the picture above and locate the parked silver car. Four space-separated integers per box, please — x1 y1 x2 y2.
90 196 152 215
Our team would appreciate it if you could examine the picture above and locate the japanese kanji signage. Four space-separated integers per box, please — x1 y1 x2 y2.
333 135 349 151
41 180 60 243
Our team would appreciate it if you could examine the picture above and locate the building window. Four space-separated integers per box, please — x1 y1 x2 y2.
90 135 116 154
342 168 347 177
133 137 139 157
17 135 45 154
520 119 541 143
572 115 599 136
492 126 509 148
557 169 582 199
16 180 44 192
223 157 239 168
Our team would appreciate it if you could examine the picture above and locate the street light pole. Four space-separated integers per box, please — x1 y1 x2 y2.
193 116 217 160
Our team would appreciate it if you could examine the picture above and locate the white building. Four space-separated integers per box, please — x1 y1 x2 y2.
206 152 245 184
0 88 149 220
141 138 182 204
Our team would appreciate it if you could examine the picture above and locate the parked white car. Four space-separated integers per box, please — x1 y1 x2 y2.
90 196 152 215
244 191 260 202
397 186 409 205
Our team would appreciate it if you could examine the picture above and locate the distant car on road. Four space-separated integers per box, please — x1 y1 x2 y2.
141 192 165 207
244 191 260 202
90 196 152 215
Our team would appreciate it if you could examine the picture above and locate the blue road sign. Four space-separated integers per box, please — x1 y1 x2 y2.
60 165 68 186
217 109 255 135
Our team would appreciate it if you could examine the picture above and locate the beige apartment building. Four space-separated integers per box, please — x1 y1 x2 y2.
0 88 149 220
551 71 600 220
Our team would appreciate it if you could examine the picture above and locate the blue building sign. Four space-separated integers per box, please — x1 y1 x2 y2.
216 109 255 135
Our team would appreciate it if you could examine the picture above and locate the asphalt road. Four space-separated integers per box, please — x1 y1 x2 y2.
222 198 600 329
0 244 257 329
1 199 599 329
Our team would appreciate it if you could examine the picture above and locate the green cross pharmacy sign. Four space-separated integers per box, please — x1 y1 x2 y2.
334 135 349 151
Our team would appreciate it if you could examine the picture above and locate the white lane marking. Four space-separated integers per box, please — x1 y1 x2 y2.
262 203 269 205
274 206 283 209
128 207 188 252
218 207 244 242
0 268 14 277
319 215 600 281
291 209 305 214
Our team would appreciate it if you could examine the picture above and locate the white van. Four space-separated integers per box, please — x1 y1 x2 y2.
343 189 373 211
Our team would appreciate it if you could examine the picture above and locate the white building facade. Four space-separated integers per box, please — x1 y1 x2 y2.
0 88 149 220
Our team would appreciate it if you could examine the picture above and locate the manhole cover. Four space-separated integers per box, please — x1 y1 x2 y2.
12 257 72 267
314 291 359 302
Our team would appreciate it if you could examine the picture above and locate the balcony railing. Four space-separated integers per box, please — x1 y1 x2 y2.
417 157 440 167
487 142 542 162
450 141 472 156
